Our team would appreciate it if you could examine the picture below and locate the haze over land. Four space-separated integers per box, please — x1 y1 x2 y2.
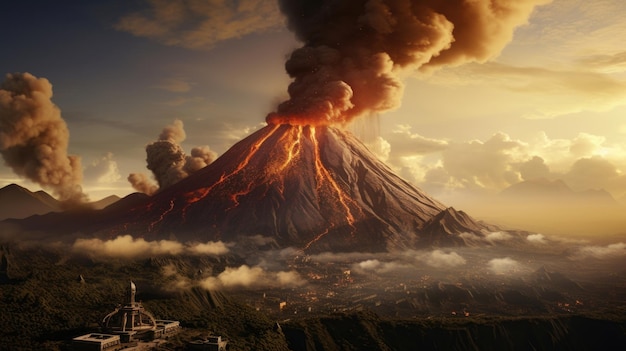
2 0 626 241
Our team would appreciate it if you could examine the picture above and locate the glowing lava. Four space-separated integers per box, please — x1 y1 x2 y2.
144 122 365 243
180 123 281 215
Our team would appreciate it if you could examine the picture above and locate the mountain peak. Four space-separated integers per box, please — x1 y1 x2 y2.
4 126 495 253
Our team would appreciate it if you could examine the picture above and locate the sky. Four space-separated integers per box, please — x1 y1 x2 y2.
1 0 625 236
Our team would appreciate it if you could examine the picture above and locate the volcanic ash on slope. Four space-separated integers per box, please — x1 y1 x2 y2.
117 124 485 252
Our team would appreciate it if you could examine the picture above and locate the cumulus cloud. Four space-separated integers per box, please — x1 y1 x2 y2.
199 265 305 290
0 72 87 204
417 249 467 268
352 259 411 274
485 231 513 243
488 257 520 274
526 233 548 244
84 152 122 184
115 0 283 50
186 241 230 256
72 235 230 259
382 127 626 199
390 125 449 157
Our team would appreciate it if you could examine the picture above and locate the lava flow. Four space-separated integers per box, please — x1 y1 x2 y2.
106 120 477 252
145 123 363 241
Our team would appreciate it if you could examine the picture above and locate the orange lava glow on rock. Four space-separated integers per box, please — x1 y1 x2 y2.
179 123 282 217
145 120 364 249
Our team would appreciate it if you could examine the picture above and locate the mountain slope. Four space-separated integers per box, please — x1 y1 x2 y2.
4 126 490 252
0 184 60 220
104 125 487 252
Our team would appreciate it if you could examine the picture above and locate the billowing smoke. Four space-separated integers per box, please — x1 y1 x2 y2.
127 173 159 196
0 73 87 205
268 0 550 126
128 119 217 194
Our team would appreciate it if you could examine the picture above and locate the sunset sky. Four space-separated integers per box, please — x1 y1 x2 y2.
1 0 625 234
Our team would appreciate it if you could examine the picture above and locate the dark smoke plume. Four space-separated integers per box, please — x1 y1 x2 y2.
0 73 87 205
267 0 550 126
129 119 216 194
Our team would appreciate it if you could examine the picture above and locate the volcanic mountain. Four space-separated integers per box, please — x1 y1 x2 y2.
6 125 489 252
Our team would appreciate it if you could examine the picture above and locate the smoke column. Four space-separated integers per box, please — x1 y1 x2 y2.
267 0 550 126
129 119 217 194
0 73 87 205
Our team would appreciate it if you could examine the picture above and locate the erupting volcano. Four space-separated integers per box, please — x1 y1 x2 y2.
3 0 544 252
105 122 487 252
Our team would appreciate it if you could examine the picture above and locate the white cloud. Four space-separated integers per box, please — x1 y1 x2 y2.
199 265 305 290
488 257 520 274
73 235 184 258
381 126 626 198
186 241 230 255
83 152 122 184
352 259 410 274
417 250 466 268
72 235 230 258
526 233 548 244
573 242 626 259
485 231 513 243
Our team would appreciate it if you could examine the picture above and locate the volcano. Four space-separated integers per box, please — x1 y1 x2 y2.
4 124 489 252
92 124 485 252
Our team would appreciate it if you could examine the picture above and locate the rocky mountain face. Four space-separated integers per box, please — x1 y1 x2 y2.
102 125 487 252
4 125 490 252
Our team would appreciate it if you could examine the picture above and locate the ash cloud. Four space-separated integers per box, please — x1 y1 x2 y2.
129 119 217 194
0 73 87 205
268 0 550 126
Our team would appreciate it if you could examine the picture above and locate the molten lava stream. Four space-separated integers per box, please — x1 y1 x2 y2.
310 127 356 225
148 199 175 231
179 124 281 219
228 125 303 209
301 127 362 250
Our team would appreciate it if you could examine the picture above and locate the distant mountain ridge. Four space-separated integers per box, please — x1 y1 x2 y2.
500 178 617 205
0 184 61 220
0 184 120 220
1 126 494 252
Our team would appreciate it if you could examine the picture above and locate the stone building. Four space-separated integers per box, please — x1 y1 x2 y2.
71 333 121 351
101 281 158 342
72 281 180 349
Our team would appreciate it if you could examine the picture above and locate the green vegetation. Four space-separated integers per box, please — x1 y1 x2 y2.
1 246 625 350
0 247 289 351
